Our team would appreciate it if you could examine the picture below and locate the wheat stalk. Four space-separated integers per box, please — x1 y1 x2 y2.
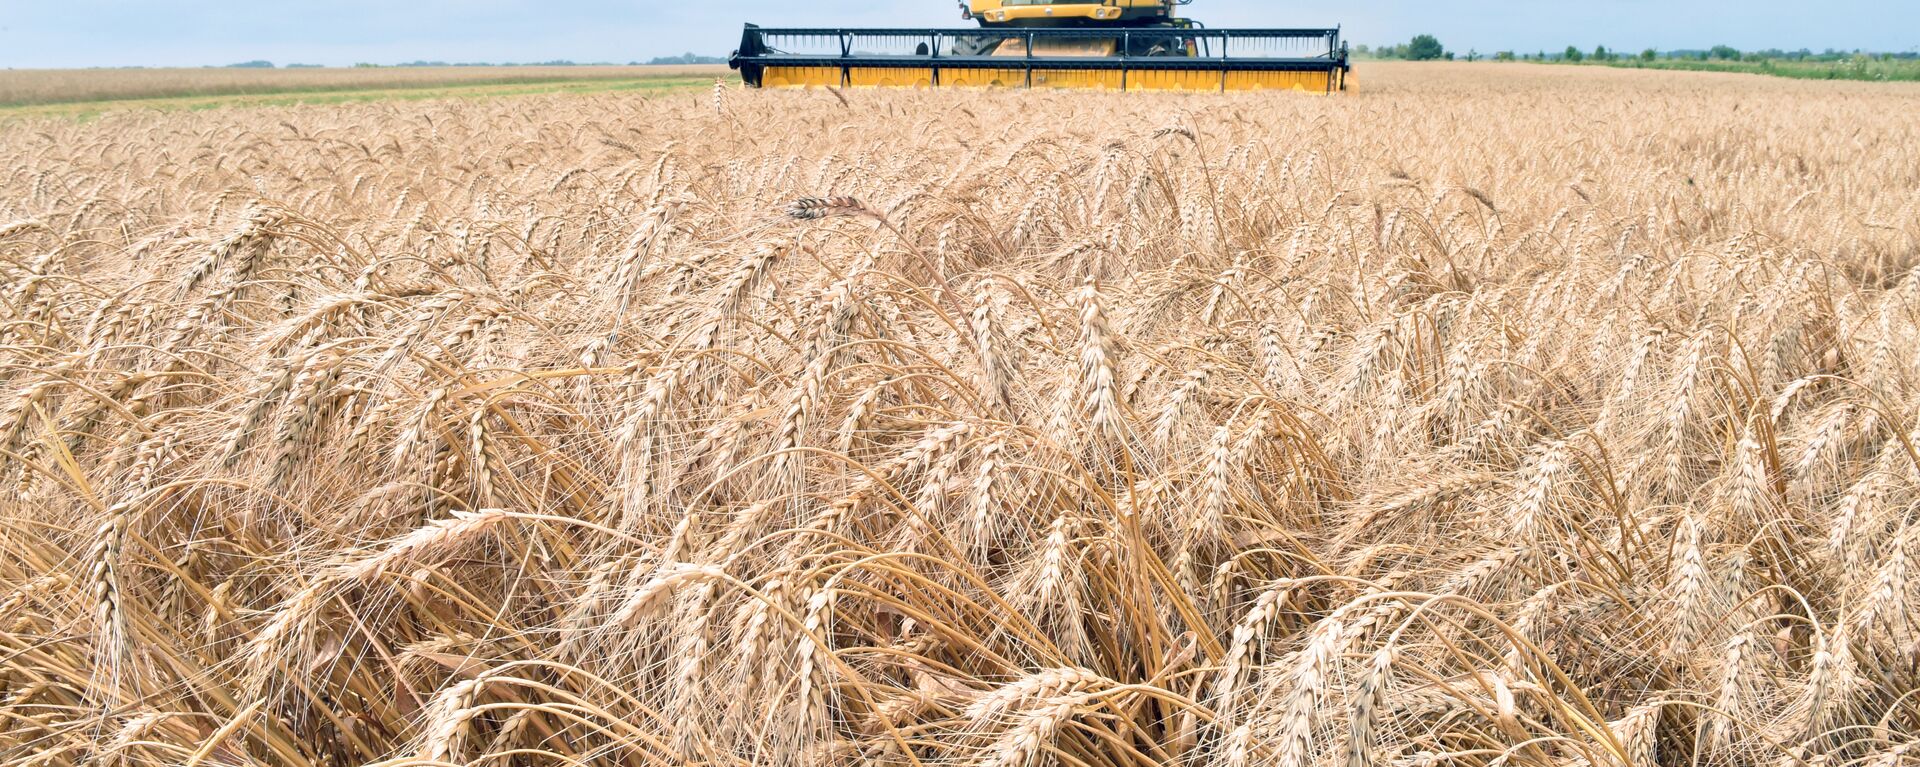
3 64 1915 767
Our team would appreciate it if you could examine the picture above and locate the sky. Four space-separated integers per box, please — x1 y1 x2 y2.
3 1 1915 69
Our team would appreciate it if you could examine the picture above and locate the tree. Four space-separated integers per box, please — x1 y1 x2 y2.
1466 49 1480 62
1593 45 1610 61
1564 45 1584 63
1495 51 1516 62
1710 44 1741 60
1406 34 1446 61
1641 48 1658 61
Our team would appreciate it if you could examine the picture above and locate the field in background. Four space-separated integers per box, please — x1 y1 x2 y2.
0 65 727 116
1574 56 1920 82
3 62 1920 766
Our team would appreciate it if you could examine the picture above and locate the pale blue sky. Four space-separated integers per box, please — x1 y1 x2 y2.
3 1 1914 68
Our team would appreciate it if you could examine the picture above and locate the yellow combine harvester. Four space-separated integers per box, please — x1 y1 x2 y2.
730 1 1352 93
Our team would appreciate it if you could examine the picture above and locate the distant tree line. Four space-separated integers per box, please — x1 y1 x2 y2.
359 60 631 68
1495 45 1914 63
1356 34 1452 61
647 53 728 65
1353 37 1919 82
1356 39 1916 65
218 55 727 69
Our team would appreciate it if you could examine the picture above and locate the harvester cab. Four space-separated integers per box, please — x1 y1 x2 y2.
729 1 1350 93
959 0 1194 27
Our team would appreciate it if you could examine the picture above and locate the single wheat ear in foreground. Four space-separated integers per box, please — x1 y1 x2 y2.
785 196 876 220
1 63 1917 767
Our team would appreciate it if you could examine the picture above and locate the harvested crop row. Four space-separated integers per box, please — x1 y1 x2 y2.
1 64 1918 767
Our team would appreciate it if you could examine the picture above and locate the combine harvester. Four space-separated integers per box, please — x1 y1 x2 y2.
730 1 1352 93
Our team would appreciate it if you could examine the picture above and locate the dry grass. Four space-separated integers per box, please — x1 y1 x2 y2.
0 65 726 107
2 61 1920 767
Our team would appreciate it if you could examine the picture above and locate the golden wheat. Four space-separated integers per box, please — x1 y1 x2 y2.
0 62 1917 767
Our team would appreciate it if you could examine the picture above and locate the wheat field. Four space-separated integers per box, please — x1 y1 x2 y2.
0 66 725 109
2 62 1919 767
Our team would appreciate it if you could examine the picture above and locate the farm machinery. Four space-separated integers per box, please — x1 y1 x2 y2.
729 1 1352 93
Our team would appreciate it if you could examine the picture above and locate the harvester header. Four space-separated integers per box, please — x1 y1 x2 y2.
728 1 1352 93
